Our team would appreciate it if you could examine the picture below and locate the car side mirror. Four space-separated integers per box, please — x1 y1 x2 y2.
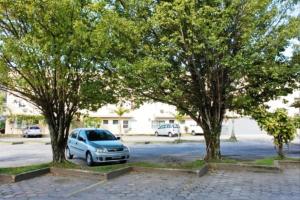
116 136 121 140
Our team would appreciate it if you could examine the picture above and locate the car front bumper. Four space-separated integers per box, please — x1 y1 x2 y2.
25 132 42 136
92 151 130 163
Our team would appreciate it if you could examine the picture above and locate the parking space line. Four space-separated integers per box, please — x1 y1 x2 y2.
66 180 106 197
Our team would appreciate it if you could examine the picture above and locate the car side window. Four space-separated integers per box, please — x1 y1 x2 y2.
70 131 78 139
78 130 86 142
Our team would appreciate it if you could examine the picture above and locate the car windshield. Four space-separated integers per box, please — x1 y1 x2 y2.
86 130 117 141
173 124 179 128
30 127 40 129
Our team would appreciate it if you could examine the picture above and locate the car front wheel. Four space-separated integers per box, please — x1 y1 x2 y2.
155 131 158 136
86 152 94 166
168 132 172 137
66 147 73 159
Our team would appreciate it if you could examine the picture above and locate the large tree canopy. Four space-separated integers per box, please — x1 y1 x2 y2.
116 0 300 159
0 0 133 162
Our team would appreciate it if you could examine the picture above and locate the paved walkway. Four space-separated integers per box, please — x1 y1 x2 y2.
1 168 299 200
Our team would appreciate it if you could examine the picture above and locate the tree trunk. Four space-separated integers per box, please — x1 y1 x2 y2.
51 140 66 163
46 114 72 163
203 130 221 160
276 143 284 158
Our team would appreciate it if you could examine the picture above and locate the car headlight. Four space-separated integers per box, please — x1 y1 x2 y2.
123 146 129 152
96 148 108 153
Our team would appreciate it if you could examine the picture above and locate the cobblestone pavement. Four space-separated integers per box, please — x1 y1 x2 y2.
0 175 97 200
1 168 300 200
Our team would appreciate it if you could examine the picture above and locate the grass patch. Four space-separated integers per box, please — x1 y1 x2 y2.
0 163 50 175
129 160 206 170
89 160 206 172
252 156 300 166
89 163 129 173
277 157 300 161
207 158 238 164
254 158 275 166
50 161 80 169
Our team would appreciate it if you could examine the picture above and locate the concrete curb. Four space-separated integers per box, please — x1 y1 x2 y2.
0 168 50 184
104 167 132 180
14 168 50 182
50 167 132 181
132 164 209 177
1 160 297 185
11 142 24 145
50 167 106 180
207 163 281 173
197 164 209 177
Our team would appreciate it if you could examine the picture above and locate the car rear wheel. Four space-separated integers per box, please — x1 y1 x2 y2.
168 132 172 137
65 147 73 159
191 131 196 136
86 152 94 166
155 131 158 136
120 160 127 164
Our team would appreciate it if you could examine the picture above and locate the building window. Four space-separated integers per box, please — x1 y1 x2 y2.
15 119 22 129
113 120 119 125
151 120 165 129
123 120 129 128
158 120 165 126
169 120 175 124
103 120 109 125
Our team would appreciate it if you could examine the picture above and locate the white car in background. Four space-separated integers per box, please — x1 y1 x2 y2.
190 125 204 136
155 124 181 137
22 126 42 137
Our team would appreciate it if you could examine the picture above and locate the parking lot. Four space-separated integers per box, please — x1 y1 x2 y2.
0 168 299 200
0 135 300 167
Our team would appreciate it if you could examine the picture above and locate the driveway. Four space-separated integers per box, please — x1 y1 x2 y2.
0 135 299 167
0 168 299 200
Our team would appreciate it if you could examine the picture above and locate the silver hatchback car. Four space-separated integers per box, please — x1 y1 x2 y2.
66 128 130 166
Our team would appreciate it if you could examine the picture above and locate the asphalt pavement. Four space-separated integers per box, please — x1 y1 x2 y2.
0 134 299 167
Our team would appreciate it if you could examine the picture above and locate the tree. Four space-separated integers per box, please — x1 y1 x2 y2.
0 0 130 163
173 112 185 124
115 0 300 160
251 107 297 158
83 117 102 128
0 91 4 115
114 105 130 135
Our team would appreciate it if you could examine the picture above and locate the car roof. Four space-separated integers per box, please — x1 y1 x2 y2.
72 128 107 131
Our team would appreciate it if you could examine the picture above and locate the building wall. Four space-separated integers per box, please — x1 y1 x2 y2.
2 91 299 136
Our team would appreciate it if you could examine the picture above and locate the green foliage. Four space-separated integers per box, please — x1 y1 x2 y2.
0 91 5 115
0 163 50 175
0 0 133 162
8 114 44 125
293 116 300 129
251 108 297 157
292 100 300 108
254 158 275 166
83 117 102 128
173 112 185 123
115 0 300 159
0 120 4 129
114 106 130 117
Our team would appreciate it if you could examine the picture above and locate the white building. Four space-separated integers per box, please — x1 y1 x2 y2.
1 90 299 136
